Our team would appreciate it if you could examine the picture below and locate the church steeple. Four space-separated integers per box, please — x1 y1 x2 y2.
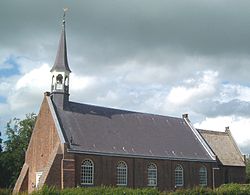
51 9 71 73
50 9 71 108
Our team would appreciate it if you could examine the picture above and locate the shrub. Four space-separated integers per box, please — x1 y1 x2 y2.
25 184 250 195
31 186 159 195
0 188 12 195
216 183 250 195
167 187 214 195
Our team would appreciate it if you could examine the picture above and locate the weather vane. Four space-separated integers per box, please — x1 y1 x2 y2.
62 7 69 25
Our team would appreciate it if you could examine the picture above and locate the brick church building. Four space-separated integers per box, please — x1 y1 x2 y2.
13 13 246 193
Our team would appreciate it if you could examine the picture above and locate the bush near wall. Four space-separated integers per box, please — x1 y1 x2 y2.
31 186 160 195
216 183 250 195
167 184 250 195
0 188 12 195
4 183 250 195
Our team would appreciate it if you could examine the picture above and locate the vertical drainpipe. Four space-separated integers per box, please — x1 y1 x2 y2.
133 158 135 188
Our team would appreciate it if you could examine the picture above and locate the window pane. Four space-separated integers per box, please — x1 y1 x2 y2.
175 165 184 187
147 163 157 186
117 161 127 186
81 159 94 185
199 166 207 186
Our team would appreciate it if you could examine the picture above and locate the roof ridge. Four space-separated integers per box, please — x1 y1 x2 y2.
198 129 228 135
68 101 183 119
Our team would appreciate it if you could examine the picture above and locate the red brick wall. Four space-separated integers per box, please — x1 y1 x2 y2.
61 159 76 188
45 153 63 188
24 95 62 193
73 153 215 191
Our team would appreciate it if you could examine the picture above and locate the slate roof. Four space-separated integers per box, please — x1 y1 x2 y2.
198 129 245 166
50 21 71 73
53 101 215 162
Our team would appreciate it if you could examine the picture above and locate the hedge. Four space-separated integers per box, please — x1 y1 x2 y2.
4 183 250 195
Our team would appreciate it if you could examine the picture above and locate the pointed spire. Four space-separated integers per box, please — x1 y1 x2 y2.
51 8 71 72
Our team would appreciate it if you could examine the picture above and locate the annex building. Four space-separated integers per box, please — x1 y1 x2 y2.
13 14 246 193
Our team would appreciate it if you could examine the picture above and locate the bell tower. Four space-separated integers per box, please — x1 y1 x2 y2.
50 9 71 108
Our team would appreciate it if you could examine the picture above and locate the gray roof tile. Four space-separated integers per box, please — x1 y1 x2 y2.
55 102 214 161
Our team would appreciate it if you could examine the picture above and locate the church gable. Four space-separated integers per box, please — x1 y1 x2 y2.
14 93 65 193
198 129 245 167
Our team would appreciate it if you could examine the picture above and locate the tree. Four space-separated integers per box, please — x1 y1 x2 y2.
0 113 36 188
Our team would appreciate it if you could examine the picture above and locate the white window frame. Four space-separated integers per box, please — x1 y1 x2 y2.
175 164 184 187
199 166 207 186
35 172 43 188
81 159 94 185
116 161 127 186
147 163 157 187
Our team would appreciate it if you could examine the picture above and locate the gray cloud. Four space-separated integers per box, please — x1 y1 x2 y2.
1 0 250 153
2 1 250 66
195 99 250 118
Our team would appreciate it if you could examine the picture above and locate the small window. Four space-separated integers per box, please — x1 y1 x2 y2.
117 161 127 186
35 172 43 188
175 164 184 187
81 159 94 185
56 74 63 84
199 166 207 186
147 163 157 187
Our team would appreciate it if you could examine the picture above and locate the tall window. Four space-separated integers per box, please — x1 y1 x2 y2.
147 163 157 187
199 166 207 186
175 164 184 187
117 161 127 186
81 159 94 185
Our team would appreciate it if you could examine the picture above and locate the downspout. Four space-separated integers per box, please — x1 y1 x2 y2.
212 167 220 189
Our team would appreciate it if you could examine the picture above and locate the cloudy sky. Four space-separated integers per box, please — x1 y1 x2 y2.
1 0 250 154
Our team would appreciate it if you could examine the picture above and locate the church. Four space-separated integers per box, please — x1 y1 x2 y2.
13 13 246 193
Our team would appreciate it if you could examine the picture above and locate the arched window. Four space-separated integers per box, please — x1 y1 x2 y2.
199 166 207 186
117 161 127 186
56 74 63 84
81 159 94 185
175 164 184 187
147 163 157 187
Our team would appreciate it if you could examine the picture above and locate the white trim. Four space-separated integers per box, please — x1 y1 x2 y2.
46 96 65 143
183 118 216 160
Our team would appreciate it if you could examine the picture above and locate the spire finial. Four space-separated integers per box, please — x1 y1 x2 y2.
62 8 68 26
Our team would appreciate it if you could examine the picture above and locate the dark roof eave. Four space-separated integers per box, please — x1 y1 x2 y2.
67 148 216 163
219 164 246 168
